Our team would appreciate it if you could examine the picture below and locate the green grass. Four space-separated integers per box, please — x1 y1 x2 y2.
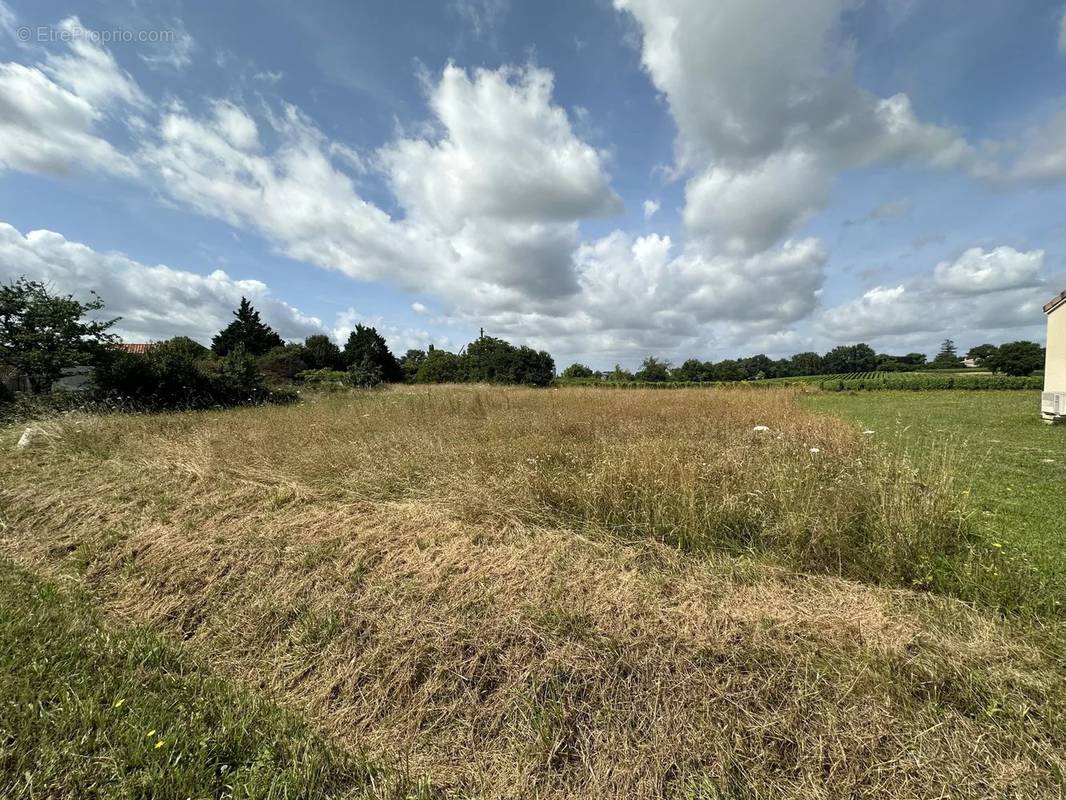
807 390 1065 612
0 559 439 800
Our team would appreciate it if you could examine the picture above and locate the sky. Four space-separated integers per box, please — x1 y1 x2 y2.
1 0 1065 369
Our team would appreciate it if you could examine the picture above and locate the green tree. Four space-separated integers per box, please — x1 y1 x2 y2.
987 341 1044 376
303 334 343 370
257 344 308 383
341 325 402 382
0 277 118 393
635 356 671 382
788 352 824 376
511 346 555 386
399 349 427 382
931 338 963 368
347 355 385 388
822 344 877 374
561 362 594 379
414 349 463 383
212 298 284 357
672 358 709 382
966 344 999 367
607 364 634 382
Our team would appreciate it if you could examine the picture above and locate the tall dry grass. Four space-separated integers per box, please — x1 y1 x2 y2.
1 386 1063 798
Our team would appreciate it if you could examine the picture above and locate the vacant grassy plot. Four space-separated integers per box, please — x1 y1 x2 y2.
806 391 1066 603
2 386 1064 798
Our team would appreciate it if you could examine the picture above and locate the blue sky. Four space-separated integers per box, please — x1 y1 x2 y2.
1 0 1065 368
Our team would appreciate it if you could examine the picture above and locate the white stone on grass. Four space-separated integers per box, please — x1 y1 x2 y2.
752 425 770 433
16 428 39 449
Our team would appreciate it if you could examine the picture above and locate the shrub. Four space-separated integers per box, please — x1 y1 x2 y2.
94 340 285 410
257 344 308 384
415 349 463 383
298 369 350 386
347 356 385 388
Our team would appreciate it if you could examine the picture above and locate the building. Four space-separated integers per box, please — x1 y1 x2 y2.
1042 290 1066 422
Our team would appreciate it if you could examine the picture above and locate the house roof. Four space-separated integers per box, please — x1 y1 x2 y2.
1044 290 1066 315
113 342 155 354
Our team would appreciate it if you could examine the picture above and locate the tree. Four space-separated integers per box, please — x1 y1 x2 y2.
931 338 963 368
511 346 555 386
635 356 671 382
607 364 634 382
987 341 1044 376
822 343 877 374
303 334 343 370
341 325 402 382
212 298 284 356
738 354 775 380
561 362 595 379
672 358 709 382
257 343 308 383
414 349 463 383
0 277 118 393
900 352 928 367
399 349 427 382
347 355 385 388
966 344 998 367
788 352 824 376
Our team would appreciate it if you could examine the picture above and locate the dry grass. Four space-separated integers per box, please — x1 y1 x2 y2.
1 386 1063 798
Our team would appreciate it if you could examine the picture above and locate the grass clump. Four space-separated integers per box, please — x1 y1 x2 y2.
0 559 439 799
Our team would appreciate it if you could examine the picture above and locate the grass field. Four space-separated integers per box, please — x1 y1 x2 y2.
806 391 1065 601
2 385 1064 798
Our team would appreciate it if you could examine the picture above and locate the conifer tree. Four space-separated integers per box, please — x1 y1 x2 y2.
211 298 284 356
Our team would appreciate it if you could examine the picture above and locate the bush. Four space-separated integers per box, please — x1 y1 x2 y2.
257 345 308 384
347 356 385 388
297 369 349 386
94 339 287 410
415 349 464 384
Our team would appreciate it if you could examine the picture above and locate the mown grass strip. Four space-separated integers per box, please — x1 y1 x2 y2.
0 559 440 800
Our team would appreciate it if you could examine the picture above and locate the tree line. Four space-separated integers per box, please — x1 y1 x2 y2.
0 280 554 412
561 338 1046 383
0 278 1046 414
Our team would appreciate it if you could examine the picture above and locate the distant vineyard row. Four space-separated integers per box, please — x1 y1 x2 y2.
555 371 1044 391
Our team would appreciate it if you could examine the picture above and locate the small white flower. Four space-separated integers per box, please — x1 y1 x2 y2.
752 425 770 433
809 447 820 454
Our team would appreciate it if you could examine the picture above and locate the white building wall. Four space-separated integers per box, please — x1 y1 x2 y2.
1047 302 1066 393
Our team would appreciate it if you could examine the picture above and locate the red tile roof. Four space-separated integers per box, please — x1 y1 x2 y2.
113 343 155 354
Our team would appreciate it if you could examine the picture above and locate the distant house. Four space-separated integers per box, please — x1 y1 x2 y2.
962 357 979 368
113 343 156 355
1042 290 1066 422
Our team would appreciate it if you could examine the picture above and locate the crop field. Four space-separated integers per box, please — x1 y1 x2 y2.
2 385 1064 798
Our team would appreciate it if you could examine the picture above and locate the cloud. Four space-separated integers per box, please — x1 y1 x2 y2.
332 307 451 354
1003 109 1066 183
139 19 196 70
1059 6 1066 54
0 1 16 40
0 222 325 344
42 18 147 108
382 65 621 226
642 199 660 219
0 17 143 176
143 64 623 313
683 151 829 253
820 246 1048 341
614 0 975 253
933 246 1044 295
